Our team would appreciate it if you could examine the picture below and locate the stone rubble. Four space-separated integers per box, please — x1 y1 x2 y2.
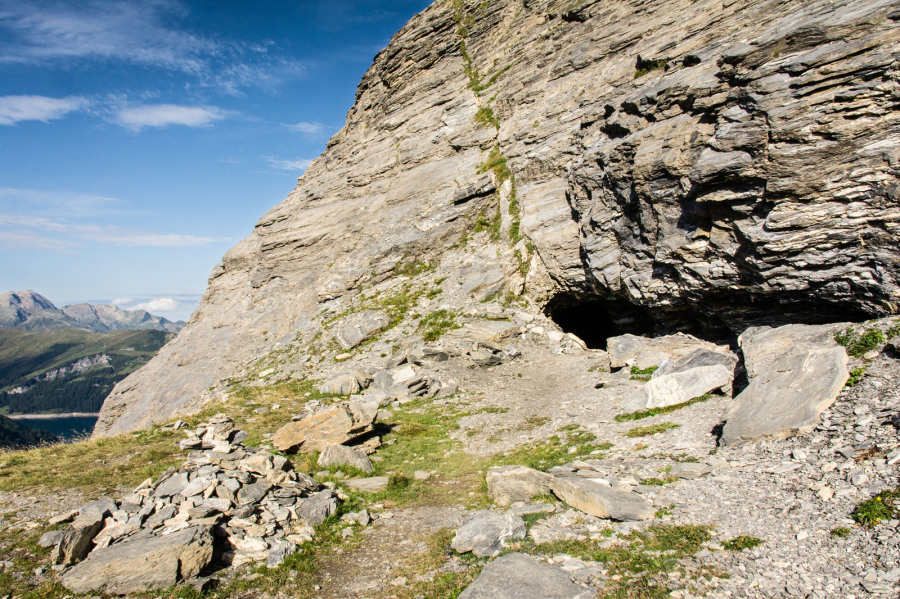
52 415 347 594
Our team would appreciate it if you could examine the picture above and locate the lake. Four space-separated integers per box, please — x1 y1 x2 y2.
15 415 99 440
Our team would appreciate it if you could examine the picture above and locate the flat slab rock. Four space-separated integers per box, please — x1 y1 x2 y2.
721 323 850 445
486 465 554 507
451 511 526 558
458 553 592 599
272 400 378 453
550 476 654 521
620 364 732 412
61 525 214 595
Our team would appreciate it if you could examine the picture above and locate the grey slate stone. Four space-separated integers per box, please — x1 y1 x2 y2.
451 511 526 558
61 525 214 595
317 444 374 473
458 553 591 599
550 476 654 521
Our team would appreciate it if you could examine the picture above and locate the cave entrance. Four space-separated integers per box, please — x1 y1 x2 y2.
545 293 655 350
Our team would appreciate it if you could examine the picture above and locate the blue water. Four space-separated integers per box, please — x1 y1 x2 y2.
17 416 99 440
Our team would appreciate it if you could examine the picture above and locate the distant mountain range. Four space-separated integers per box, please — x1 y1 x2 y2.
0 290 184 334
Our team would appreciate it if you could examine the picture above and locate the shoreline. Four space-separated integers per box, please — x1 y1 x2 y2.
7 412 100 420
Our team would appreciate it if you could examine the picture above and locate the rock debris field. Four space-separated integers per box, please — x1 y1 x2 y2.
1 307 898 598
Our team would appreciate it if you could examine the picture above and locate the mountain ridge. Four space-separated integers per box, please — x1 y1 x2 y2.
0 290 184 334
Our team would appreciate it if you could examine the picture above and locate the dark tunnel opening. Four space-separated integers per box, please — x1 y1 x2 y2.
544 294 655 350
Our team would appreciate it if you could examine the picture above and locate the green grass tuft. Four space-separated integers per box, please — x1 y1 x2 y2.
615 394 711 422
722 535 764 551
624 422 679 438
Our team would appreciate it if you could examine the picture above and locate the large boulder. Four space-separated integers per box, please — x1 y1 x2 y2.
607 334 730 370
317 444 374 473
61 525 214 595
451 511 526 558
458 553 591 599
721 323 850 445
550 476 654 521
486 465 554 507
619 364 733 412
272 400 378 453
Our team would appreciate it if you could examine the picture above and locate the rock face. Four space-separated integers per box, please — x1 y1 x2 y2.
721 323 850 445
486 465 554 507
96 0 900 435
620 364 733 412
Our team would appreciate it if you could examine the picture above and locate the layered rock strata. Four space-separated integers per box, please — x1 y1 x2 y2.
97 0 900 435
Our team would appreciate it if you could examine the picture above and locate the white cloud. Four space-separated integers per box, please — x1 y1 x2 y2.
0 213 225 247
0 1 306 94
0 230 75 251
0 95 87 125
265 157 313 172
0 0 214 72
0 187 124 217
114 104 228 131
132 297 178 313
285 121 324 136
110 297 132 306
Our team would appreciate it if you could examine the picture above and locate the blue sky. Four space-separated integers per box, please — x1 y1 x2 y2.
0 0 432 321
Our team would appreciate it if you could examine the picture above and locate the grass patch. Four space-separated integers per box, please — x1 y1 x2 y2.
830 527 851 538
494 428 612 471
625 422 679 438
511 524 716 597
641 475 678 487
629 365 659 382
418 309 461 341
474 106 499 129
722 535 763 551
851 487 899 528
615 394 711 422
835 326 885 358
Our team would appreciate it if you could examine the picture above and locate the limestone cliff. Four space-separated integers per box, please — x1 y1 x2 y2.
96 0 900 436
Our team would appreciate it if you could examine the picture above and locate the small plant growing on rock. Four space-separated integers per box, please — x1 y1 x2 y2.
845 366 867 387
851 488 899 528
834 326 885 358
629 365 658 381
722 535 764 551
634 55 668 78
418 309 460 341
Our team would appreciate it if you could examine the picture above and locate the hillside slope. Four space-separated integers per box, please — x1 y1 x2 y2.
97 0 900 436
0 329 174 415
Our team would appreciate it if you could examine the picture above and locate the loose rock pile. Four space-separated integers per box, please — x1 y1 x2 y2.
49 415 339 594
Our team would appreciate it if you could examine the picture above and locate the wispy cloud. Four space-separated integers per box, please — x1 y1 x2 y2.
113 103 229 131
285 121 325 136
265 157 313 172
0 0 305 94
110 297 132 306
0 187 125 218
132 297 178 312
0 230 75 251
0 95 88 125
0 213 225 248
0 0 214 71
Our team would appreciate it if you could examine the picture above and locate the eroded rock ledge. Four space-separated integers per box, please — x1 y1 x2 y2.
96 0 900 436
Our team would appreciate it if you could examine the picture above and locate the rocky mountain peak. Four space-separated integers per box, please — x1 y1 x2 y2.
96 0 900 436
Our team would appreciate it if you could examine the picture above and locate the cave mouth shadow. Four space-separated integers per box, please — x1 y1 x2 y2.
544 293 655 350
